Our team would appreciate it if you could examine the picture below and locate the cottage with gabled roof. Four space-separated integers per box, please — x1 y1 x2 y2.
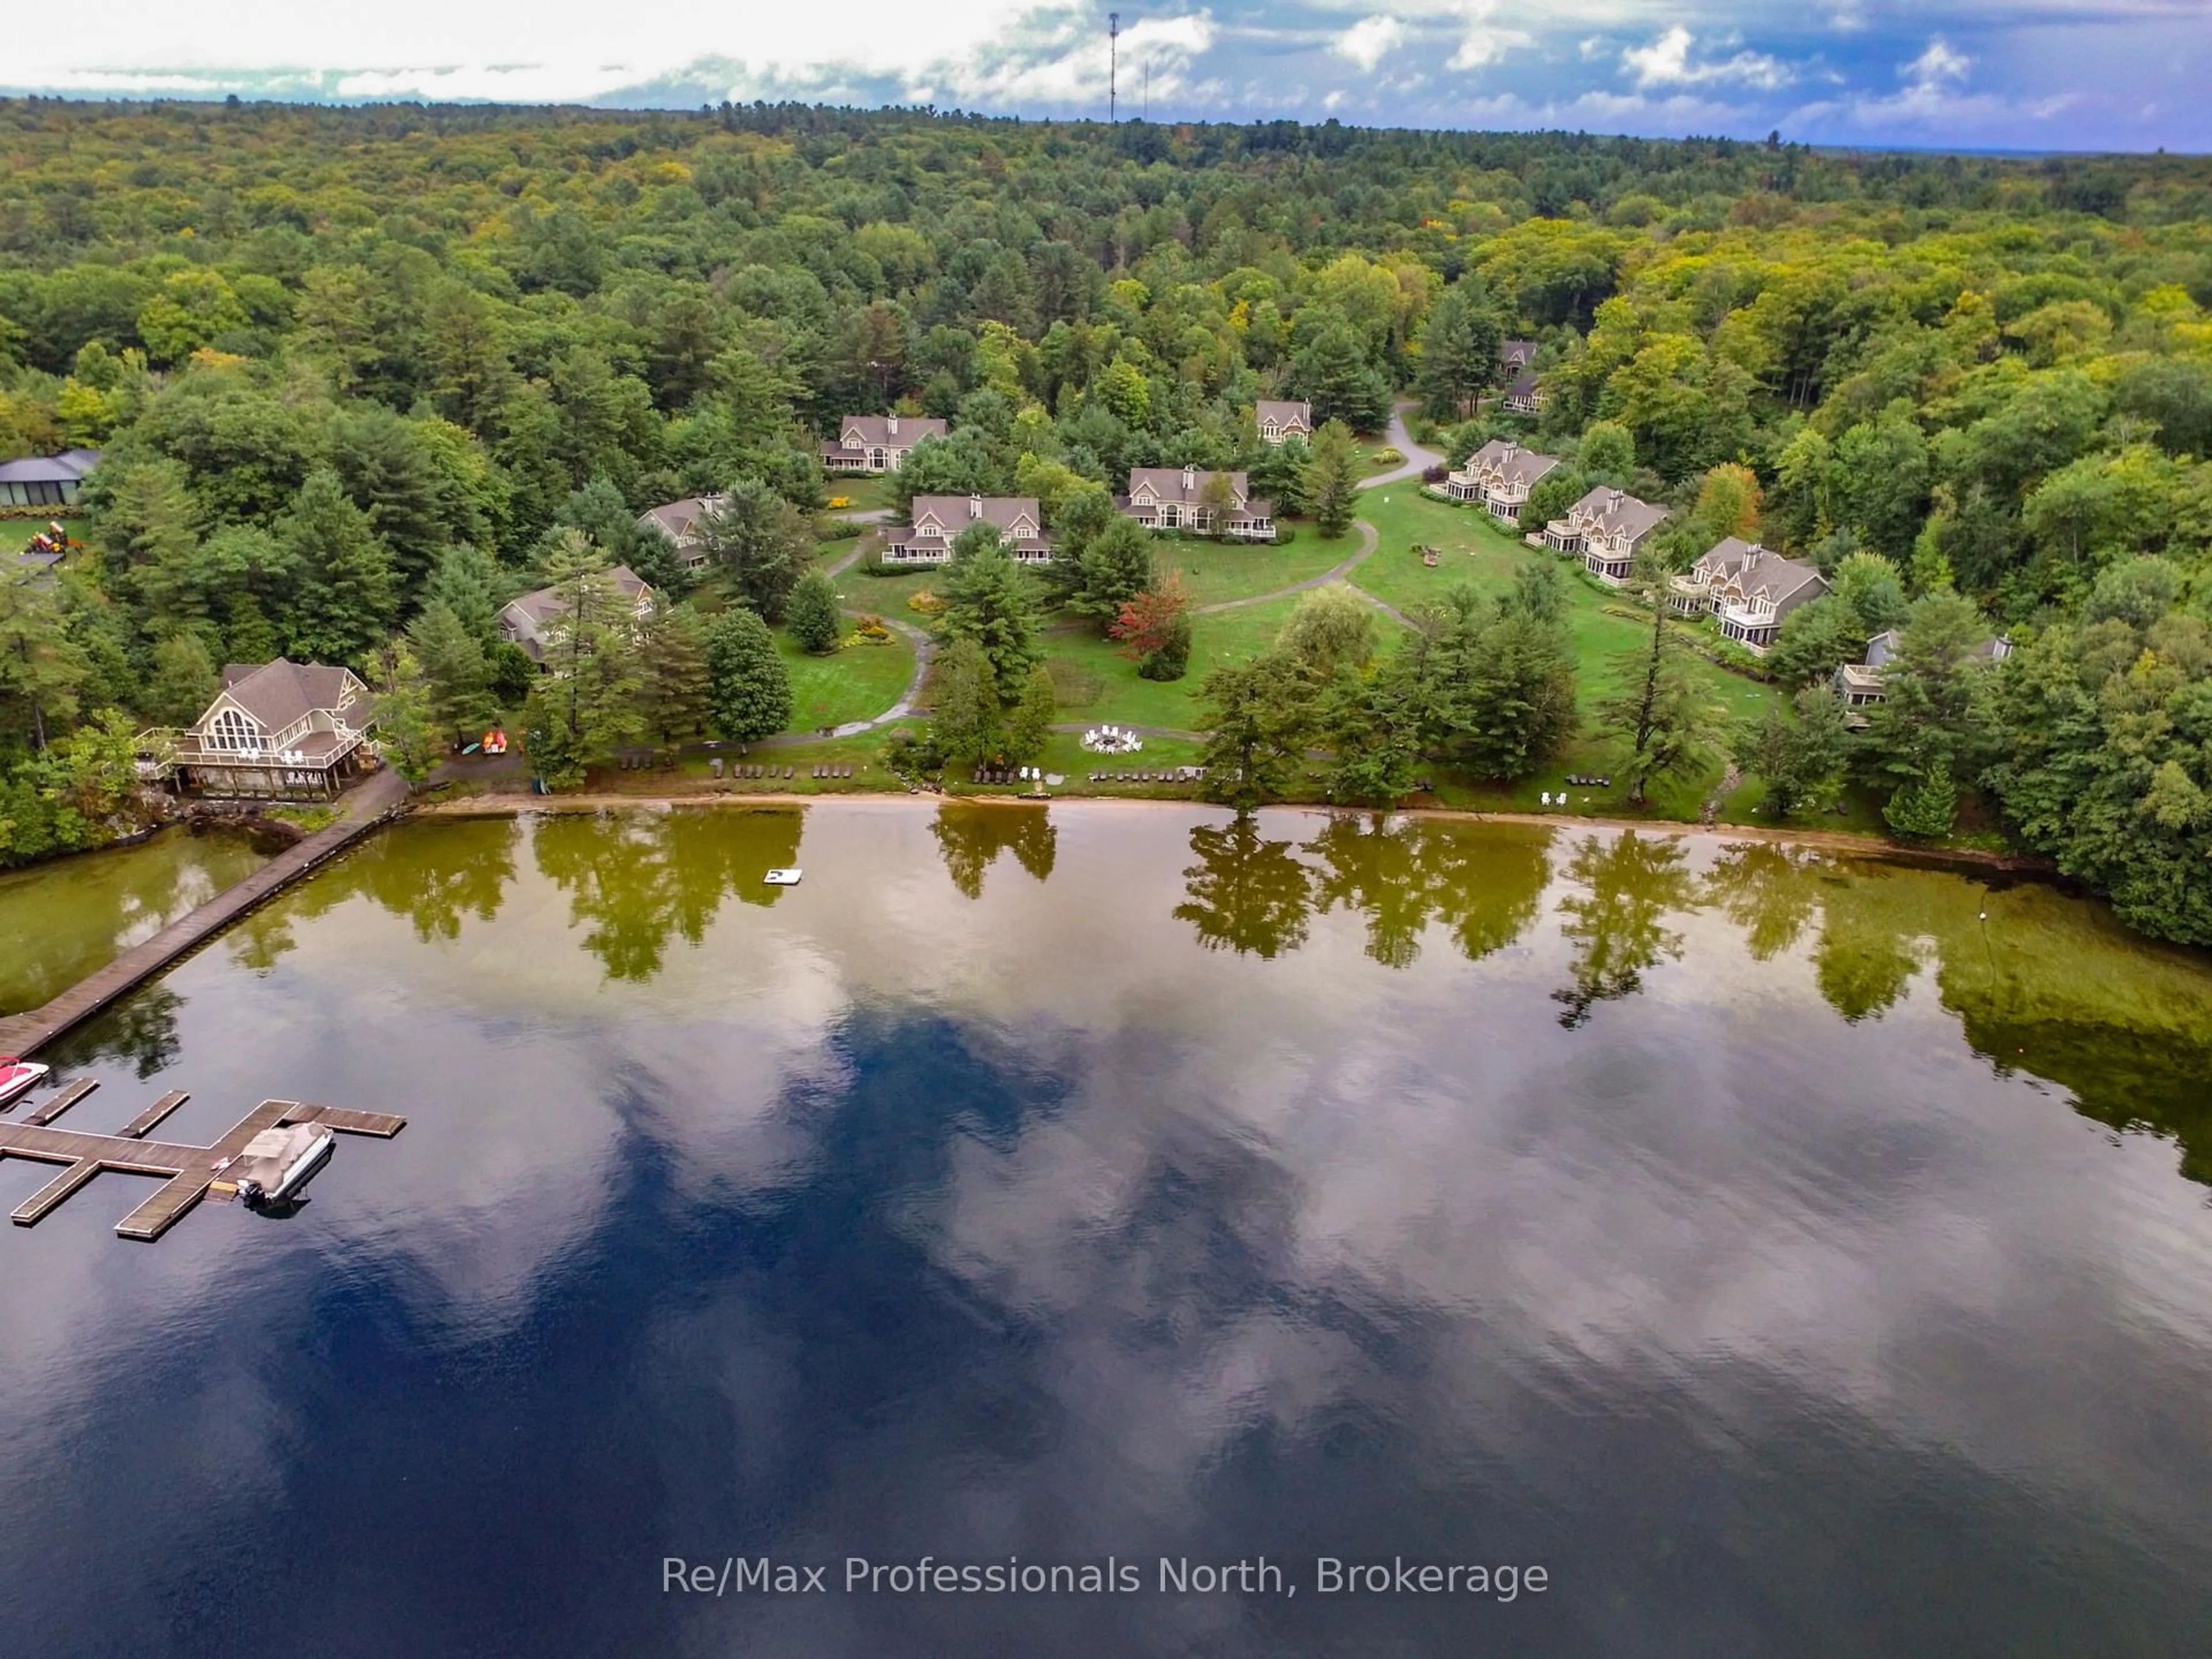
637 495 725 572
1546 487 1669 585
169 660 377 800
820 415 948 474
1833 626 2012 711
499 566 656 664
889 495 1055 565
1255 400 1312 445
1499 339 1537 377
1690 544 1829 654
0 448 100 508
1119 466 1276 541
1501 366 1546 416
1444 440 1559 522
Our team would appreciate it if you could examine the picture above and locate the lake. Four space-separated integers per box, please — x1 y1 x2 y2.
2 801 2210 1657
0 827 268 1017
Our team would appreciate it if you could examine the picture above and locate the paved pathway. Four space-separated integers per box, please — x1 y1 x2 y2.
1356 402 1445 490
1192 518 1380 615
0 767 412 1058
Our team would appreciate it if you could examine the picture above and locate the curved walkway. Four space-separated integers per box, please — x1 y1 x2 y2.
1193 518 1380 615
1356 401 1445 490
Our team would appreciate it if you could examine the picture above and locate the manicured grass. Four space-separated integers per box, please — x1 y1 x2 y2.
1352 489 1782 726
1154 528 1359 606
774 620 915 733
821 474 896 514
840 563 947 613
1037 586 1406 732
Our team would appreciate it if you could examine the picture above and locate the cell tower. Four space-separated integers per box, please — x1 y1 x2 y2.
1109 13 1120 125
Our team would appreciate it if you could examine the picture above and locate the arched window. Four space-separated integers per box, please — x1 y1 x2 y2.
211 709 260 753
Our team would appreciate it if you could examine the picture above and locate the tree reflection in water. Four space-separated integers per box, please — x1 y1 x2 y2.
1175 817 1317 960
1552 832 1696 1028
532 808 804 983
349 817 522 942
931 805 1057 900
54 984 185 1079
1305 814 1554 969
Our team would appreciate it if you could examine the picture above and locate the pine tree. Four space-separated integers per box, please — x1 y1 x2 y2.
698 478 810 623
1599 588 1721 806
406 601 497 745
422 544 507 646
1196 652 1315 812
143 632 220 729
1069 516 1156 631
280 467 399 666
373 645 442 784
704 607 792 741
0 560 90 747
637 601 713 751
786 570 843 655
927 637 1002 766
521 532 645 788
1303 421 1361 537
941 542 1042 702
1734 687 1850 818
1414 279 1505 421
1004 664 1056 764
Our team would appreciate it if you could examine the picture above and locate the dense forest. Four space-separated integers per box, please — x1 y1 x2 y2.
1 101 2208 941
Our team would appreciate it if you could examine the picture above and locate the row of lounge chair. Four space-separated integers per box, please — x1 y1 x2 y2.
1563 774 1612 787
1089 767 1207 784
811 765 855 779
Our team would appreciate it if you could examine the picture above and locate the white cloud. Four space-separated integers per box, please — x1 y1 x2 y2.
1623 25 1794 92
1333 14 1406 73
1904 36 1973 92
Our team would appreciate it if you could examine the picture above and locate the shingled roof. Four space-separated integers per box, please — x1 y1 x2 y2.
217 660 363 732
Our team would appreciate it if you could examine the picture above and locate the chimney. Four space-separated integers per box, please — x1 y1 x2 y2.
968 493 983 519
1502 442 1518 463
1608 490 1623 514
1183 464 1198 494
887 414 899 435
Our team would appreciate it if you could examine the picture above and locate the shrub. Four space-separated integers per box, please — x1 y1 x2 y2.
907 589 948 615
1138 613 1194 681
787 570 844 654
1272 525 1297 546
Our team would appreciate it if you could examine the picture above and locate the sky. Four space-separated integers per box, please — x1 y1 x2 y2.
6 1 2209 152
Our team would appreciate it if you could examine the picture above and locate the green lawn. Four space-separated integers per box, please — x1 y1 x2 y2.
1153 527 1359 606
1352 489 1781 725
1037 586 1406 731
775 620 915 733
822 474 896 514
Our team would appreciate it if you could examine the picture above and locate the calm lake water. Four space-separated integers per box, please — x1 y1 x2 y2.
0 827 267 1016
3 801 2210 1657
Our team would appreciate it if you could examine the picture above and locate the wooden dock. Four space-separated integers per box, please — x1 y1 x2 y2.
0 1096 406 1241
0 768 410 1059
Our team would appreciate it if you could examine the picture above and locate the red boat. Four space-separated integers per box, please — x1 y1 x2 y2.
0 1055 50 1109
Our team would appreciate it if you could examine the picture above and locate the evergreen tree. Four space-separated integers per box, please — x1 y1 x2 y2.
0 560 90 746
1415 279 1505 420
941 542 1042 702
1195 652 1313 812
521 533 646 787
1291 321 1392 431
927 637 1002 766
637 601 713 752
280 467 399 666
421 544 507 646
406 601 498 745
143 632 220 729
1004 663 1056 764
786 570 844 655
1303 420 1362 537
1069 516 1156 631
703 607 791 741
1599 586 1722 805
1399 585 1578 780
1735 688 1850 817
698 478 810 623
1883 763 1959 839
373 645 442 784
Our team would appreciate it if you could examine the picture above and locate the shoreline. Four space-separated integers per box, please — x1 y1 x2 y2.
407 788 2060 877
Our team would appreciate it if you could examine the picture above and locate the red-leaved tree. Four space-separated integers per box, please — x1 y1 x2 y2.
1109 573 1191 659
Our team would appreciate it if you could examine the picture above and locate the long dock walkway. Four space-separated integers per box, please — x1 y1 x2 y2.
0 768 411 1059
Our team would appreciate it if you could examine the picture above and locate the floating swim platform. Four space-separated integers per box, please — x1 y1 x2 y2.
763 869 802 886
